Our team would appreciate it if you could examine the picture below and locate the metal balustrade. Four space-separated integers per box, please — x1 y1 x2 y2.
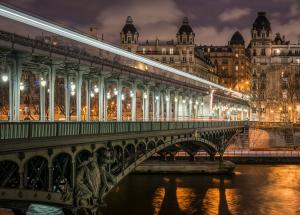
0 121 247 140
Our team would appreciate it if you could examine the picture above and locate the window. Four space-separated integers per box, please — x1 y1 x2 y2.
182 57 186 63
142 48 146 54
128 36 131 43
261 49 266 56
169 48 174 55
262 33 265 38
162 57 166 63
183 37 186 44
235 65 239 71
170 57 174 63
162 48 166 55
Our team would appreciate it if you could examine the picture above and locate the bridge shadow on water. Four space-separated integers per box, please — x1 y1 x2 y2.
100 173 234 215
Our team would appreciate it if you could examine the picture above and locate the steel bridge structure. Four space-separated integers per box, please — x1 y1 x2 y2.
0 4 250 214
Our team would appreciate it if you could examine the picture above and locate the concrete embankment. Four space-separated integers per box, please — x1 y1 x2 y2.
226 157 300 164
134 160 235 174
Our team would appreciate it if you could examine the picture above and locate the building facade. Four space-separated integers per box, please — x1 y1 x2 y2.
250 12 300 122
198 31 251 93
120 16 219 83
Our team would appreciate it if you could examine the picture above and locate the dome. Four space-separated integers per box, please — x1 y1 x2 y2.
230 31 245 45
253 12 271 32
177 17 194 35
274 33 283 44
121 16 138 34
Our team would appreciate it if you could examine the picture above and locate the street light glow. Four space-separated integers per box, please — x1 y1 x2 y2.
20 82 24 91
1 74 8 82
40 79 47 87
0 4 247 100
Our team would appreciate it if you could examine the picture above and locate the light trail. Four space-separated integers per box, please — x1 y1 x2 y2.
0 4 248 100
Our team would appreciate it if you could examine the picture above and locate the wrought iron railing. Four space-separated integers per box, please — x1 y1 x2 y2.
0 121 247 140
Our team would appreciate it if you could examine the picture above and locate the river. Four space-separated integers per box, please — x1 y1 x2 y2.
6 164 300 215
101 165 300 215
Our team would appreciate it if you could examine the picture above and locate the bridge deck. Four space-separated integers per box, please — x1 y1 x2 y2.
0 124 244 153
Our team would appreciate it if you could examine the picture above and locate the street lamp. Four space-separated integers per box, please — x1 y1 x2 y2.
94 86 99 93
107 92 111 99
130 90 134 97
90 92 95 98
40 78 46 87
20 82 24 91
113 88 118 96
1 74 8 82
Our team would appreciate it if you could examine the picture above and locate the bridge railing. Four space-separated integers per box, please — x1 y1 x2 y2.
0 121 248 140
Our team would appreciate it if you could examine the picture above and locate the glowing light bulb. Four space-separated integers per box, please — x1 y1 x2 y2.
40 78 46 87
90 92 95 98
20 82 24 91
130 91 134 97
165 96 169 101
174 98 178 102
70 83 76 91
143 93 147 99
155 96 159 100
122 94 125 100
182 100 186 104
94 86 99 93
1 74 8 82
71 91 75 96
113 88 118 95
107 92 111 99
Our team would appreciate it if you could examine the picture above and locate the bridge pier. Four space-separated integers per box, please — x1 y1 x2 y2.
65 74 71 121
48 64 57 121
131 82 137 121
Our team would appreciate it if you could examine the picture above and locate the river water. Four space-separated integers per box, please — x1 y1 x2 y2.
6 165 300 215
101 165 300 215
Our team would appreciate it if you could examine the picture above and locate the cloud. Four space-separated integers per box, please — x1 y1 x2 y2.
96 0 184 43
271 18 300 43
289 1 300 17
219 8 251 22
194 26 250 46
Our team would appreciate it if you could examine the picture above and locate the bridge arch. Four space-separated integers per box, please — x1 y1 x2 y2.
147 140 156 152
136 142 147 159
23 156 49 191
52 153 73 194
124 143 136 168
0 160 20 189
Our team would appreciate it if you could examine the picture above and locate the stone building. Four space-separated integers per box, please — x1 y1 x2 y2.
198 31 251 93
120 16 219 83
249 12 300 122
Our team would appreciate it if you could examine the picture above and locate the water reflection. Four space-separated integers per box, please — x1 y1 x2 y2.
152 187 165 215
102 165 300 215
13 166 300 214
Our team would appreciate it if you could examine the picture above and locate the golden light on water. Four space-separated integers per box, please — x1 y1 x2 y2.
202 188 220 215
176 187 196 213
152 187 165 215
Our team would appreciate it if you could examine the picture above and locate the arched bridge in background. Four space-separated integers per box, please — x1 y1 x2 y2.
0 121 247 213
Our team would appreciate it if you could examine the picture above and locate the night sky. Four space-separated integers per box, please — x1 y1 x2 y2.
0 0 300 46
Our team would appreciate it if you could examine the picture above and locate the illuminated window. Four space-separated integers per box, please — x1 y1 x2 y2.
170 48 174 55
162 48 166 55
235 65 239 71
142 48 146 54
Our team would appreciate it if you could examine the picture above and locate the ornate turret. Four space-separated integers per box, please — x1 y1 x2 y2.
120 16 139 44
251 12 272 39
176 17 195 45
120 16 139 51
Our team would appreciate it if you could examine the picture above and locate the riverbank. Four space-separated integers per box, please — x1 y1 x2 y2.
134 160 235 174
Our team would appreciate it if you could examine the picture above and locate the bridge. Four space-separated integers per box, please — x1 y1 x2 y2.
0 4 249 214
